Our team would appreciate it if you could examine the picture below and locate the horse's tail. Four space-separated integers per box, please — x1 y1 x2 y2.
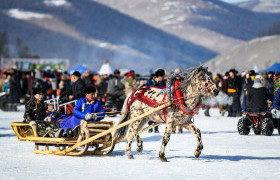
114 94 131 140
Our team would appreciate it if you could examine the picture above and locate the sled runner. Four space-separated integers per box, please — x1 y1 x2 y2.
11 103 170 156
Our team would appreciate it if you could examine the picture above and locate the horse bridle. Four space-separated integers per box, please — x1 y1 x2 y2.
195 74 215 91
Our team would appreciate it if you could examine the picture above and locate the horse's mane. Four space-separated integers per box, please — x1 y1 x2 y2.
178 66 208 91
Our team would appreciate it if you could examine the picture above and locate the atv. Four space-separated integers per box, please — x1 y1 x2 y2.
237 108 280 136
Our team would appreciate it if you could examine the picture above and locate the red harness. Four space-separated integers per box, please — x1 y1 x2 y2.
127 81 199 121
127 86 168 120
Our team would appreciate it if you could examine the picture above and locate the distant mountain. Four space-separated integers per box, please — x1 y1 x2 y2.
236 0 280 13
94 0 280 52
1 0 280 74
204 35 280 74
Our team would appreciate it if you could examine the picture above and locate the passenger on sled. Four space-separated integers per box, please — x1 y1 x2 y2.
23 88 64 137
59 86 105 138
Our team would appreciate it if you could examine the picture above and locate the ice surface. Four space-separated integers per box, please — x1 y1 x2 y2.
0 108 279 179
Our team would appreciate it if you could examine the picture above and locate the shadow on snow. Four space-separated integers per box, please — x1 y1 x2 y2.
0 133 16 137
168 154 280 161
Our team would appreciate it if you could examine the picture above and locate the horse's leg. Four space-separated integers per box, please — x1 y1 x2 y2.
125 119 141 159
159 119 173 162
183 122 203 158
135 119 148 153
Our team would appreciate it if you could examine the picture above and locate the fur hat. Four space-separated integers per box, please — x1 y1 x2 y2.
229 69 238 74
155 69 165 77
72 71 81 78
84 86 96 94
33 88 44 95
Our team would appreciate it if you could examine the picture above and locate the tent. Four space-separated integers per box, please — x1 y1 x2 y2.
266 62 280 72
67 64 96 75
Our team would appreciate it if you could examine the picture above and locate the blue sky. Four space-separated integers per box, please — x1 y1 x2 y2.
221 0 250 3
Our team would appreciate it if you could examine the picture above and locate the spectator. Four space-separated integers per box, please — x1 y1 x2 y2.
67 71 86 101
272 83 280 118
145 69 166 133
242 71 255 112
31 69 44 96
9 70 20 111
58 72 72 102
97 74 109 97
267 71 275 94
106 69 126 101
43 77 53 100
225 69 242 117
124 70 138 95
83 70 95 86
145 69 166 87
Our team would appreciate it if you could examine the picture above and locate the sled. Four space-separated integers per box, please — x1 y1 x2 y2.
11 102 170 156
11 121 115 155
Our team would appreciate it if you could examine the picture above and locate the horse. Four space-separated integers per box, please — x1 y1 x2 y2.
114 66 219 162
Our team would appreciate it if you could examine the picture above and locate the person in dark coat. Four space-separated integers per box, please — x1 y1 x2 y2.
106 69 126 101
267 71 275 94
8 71 20 111
60 71 86 102
241 71 255 112
145 69 166 133
31 69 44 97
246 78 274 112
83 70 95 86
23 88 63 137
225 69 242 117
145 69 166 87
70 71 86 100
59 86 105 137
58 72 72 102
272 86 280 118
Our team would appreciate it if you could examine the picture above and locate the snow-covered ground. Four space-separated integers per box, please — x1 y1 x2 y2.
0 108 279 180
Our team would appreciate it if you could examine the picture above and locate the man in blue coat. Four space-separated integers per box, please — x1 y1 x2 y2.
272 86 280 118
59 86 105 137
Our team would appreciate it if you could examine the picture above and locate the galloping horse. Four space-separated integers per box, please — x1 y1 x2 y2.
115 66 219 162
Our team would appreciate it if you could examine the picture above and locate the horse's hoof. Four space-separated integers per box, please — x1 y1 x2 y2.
136 146 143 153
160 156 168 162
127 154 134 159
159 153 168 162
194 151 201 158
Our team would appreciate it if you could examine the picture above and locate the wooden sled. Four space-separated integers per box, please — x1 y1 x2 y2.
11 103 170 156
11 121 115 156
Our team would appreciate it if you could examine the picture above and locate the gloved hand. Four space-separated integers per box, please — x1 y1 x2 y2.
271 109 277 114
85 113 92 120
85 113 97 120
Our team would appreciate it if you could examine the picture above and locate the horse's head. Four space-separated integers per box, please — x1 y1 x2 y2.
193 66 219 96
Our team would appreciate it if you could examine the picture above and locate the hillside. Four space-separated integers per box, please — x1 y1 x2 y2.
204 35 280 74
236 0 280 13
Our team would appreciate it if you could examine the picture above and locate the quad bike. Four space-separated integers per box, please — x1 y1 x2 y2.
237 108 280 136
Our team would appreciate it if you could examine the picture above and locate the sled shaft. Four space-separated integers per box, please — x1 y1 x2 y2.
65 102 170 153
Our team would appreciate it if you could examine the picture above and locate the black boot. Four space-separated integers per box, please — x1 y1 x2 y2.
154 126 159 133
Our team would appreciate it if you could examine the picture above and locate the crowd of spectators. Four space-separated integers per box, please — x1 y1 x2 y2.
1 67 280 120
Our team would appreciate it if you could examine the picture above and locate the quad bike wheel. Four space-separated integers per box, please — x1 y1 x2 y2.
237 117 250 135
261 118 274 136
